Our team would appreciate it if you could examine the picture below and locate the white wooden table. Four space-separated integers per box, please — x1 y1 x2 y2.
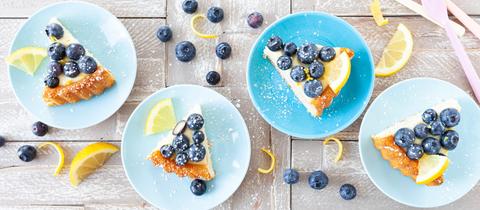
1 0 479 209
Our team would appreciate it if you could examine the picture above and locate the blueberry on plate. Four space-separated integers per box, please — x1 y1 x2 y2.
187 113 204 130
63 61 81 78
309 61 324 79
44 76 59 88
188 144 206 162
66 43 85 60
303 80 323 98
394 128 415 148
156 26 173 42
17 145 37 162
429 120 445 136
182 0 198 14
215 42 232 59
283 42 297 56
45 23 64 40
421 137 441 155
283 168 300 184
160 145 175 158
206 6 224 23
267 36 283 51
247 12 263 28
190 179 207 196
290 66 306 82
192 130 205 144
0 136 5 147
47 61 63 77
319 46 336 62
440 108 460 128
78 56 97 74
339 184 357 200
422 109 437 124
297 43 318 64
175 41 196 62
172 134 189 152
440 130 459 150
175 152 188 166
48 42 66 61
206 71 221 85
308 170 328 190
277 55 292 70
413 123 429 139
406 144 424 160
32 121 48 137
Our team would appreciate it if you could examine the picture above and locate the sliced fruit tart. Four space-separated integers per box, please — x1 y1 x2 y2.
42 18 115 106
372 99 461 186
263 36 354 117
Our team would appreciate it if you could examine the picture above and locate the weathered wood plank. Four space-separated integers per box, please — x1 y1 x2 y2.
271 128 292 210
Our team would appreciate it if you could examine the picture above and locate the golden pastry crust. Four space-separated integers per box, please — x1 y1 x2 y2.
42 66 115 106
148 150 214 181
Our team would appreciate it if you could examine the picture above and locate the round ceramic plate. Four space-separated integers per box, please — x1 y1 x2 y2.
122 85 251 210
7 1 136 129
247 12 374 139
359 78 480 208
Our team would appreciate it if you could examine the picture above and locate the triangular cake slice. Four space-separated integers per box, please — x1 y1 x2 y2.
148 105 215 180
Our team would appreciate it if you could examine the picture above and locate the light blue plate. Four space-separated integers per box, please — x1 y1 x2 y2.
247 12 374 139
359 78 480 208
7 1 136 129
121 85 251 210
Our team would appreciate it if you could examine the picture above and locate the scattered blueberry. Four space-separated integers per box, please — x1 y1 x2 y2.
440 108 460 128
47 61 63 77
175 41 196 62
63 61 80 78
160 145 175 158
394 128 415 148
215 42 232 59
422 137 441 155
290 66 306 82
406 144 424 160
440 130 459 150
175 152 188 166
283 42 297 56
44 76 59 88
190 179 207 196
0 136 5 147
297 43 318 64
188 144 206 162
66 43 85 60
156 26 173 42
303 80 323 98
17 145 37 162
319 47 336 62
277 55 292 70
32 121 48 137
78 56 97 74
206 6 224 23
247 12 263 28
48 42 66 61
283 169 300 184
206 71 221 85
308 170 328 190
187 113 204 130
339 184 357 200
429 121 445 136
172 134 189 152
309 61 324 79
45 23 64 40
182 0 198 14
422 109 437 124
413 123 429 139
267 36 283 51
192 130 205 144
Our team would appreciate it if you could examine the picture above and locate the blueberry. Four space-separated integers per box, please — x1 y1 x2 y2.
406 144 424 160
277 55 292 70
192 130 205 144
422 137 441 155
175 152 188 166
45 23 64 40
413 123 429 139
440 130 459 150
339 184 357 200
44 76 59 88
156 26 172 42
309 61 324 79
303 80 323 98
190 179 207 196
47 61 63 77
172 134 189 152
283 42 297 56
440 108 460 128
247 12 263 28
206 6 224 23
0 136 5 147
187 113 204 130
32 121 48 137
175 41 196 62
308 170 328 190
17 145 37 162
319 47 336 62
66 43 85 60
206 71 221 85
297 43 318 64
215 42 232 59
78 56 97 74
283 169 300 184
422 109 437 124
48 42 66 61
429 121 445 136
182 0 198 14
63 61 80 78
160 145 175 158
188 144 206 162
394 128 415 148
267 36 283 51
290 66 306 82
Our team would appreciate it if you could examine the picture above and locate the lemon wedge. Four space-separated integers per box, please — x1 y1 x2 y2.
375 23 413 77
145 98 176 135
69 142 119 187
370 0 389 26
258 148 276 174
323 137 344 162
5 47 47 75
416 155 449 185
322 49 351 94
37 142 65 176
191 14 219 39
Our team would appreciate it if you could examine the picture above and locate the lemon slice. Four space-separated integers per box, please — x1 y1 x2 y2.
258 148 276 174
323 137 344 162
322 49 351 94
191 14 219 39
375 23 413 77
416 155 449 185
145 98 176 135
69 142 119 187
5 47 47 75
37 142 65 176
370 0 389 26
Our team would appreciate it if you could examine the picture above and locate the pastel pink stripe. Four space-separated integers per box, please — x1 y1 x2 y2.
446 0 480 41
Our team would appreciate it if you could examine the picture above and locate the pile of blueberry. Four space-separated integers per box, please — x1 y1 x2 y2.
44 23 98 88
394 108 461 160
266 36 337 98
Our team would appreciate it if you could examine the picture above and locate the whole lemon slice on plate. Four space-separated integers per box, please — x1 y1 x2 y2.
145 98 176 135
375 23 413 77
69 142 119 187
37 142 65 176
5 47 47 75
416 154 449 185
322 49 351 94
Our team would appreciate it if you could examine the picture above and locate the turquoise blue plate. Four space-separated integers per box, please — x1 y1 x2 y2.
359 78 480 208
7 1 136 129
247 12 374 139
122 85 251 210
